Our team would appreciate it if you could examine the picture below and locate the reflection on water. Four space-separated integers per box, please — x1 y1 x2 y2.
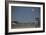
11 17 40 29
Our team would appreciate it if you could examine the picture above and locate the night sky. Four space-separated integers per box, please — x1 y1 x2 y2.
11 6 40 23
